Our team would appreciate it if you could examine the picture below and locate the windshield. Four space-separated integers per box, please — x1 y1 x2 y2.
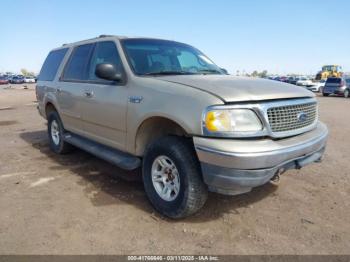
323 65 338 72
121 39 223 76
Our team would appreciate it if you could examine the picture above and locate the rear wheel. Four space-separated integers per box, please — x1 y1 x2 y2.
47 111 73 154
323 93 329 97
142 136 208 218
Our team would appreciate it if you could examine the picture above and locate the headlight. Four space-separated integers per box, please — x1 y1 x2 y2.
204 109 263 134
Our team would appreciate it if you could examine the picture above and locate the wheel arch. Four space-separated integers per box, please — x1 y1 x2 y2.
45 102 57 117
134 116 191 156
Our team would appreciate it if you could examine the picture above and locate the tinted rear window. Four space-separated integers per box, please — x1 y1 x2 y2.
62 44 94 81
326 78 341 84
38 48 68 81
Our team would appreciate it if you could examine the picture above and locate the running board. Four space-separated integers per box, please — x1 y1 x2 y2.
63 132 141 170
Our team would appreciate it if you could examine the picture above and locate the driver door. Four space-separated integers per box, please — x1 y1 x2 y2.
79 41 128 151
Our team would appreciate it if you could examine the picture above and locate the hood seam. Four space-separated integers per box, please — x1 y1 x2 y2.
158 79 226 103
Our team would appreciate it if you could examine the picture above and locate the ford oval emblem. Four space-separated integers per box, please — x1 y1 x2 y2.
297 112 308 122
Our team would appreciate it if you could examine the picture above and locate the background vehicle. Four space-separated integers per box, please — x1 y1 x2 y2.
10 76 24 84
24 76 36 83
288 76 299 85
279 76 288 82
346 79 350 98
316 65 343 80
5 75 14 82
307 79 326 92
296 77 313 87
286 76 296 84
323 77 350 97
0 76 9 85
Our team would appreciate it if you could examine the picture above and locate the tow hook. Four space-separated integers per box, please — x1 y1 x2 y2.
270 168 285 186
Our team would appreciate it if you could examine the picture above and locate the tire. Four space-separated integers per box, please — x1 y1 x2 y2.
47 111 73 154
344 89 349 98
323 93 329 97
142 136 208 218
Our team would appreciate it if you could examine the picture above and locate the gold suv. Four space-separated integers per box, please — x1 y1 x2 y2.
36 35 328 218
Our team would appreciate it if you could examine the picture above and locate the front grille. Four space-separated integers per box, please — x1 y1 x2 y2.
267 102 317 133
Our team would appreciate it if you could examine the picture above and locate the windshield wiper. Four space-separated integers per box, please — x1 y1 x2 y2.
144 71 195 76
197 69 223 74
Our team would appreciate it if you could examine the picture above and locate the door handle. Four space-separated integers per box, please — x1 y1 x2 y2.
56 88 62 93
84 91 94 98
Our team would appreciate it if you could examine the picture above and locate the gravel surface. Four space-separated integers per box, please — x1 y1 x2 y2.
0 84 349 254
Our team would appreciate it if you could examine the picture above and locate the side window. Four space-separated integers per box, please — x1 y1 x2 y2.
38 48 68 81
62 44 94 81
88 41 122 81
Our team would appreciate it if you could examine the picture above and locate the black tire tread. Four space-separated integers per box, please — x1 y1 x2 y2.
47 111 73 154
143 136 208 218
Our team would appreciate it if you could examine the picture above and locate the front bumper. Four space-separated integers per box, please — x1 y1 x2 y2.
194 122 328 195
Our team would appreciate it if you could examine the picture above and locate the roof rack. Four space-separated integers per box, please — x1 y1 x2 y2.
61 35 116 47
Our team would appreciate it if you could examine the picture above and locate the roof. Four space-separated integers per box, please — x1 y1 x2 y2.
58 35 126 48
55 35 177 50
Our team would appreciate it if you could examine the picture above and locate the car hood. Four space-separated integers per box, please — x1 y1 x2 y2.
157 75 314 102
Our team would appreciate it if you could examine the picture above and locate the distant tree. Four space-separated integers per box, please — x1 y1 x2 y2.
249 70 268 78
20 68 35 76
20 68 28 76
258 70 268 78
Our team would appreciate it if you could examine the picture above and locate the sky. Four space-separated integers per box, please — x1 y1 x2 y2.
0 0 349 75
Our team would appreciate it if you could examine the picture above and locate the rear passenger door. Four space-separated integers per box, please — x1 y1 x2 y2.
58 43 94 134
79 41 128 151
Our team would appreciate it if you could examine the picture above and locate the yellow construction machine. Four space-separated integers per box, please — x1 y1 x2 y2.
315 65 343 80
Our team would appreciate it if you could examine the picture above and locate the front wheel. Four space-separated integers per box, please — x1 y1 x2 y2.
344 89 349 98
142 136 208 218
323 93 329 97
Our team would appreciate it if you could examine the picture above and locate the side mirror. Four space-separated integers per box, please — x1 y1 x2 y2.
220 68 229 75
95 63 123 81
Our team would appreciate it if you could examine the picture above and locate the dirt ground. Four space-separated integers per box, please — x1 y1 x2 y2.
0 83 349 255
